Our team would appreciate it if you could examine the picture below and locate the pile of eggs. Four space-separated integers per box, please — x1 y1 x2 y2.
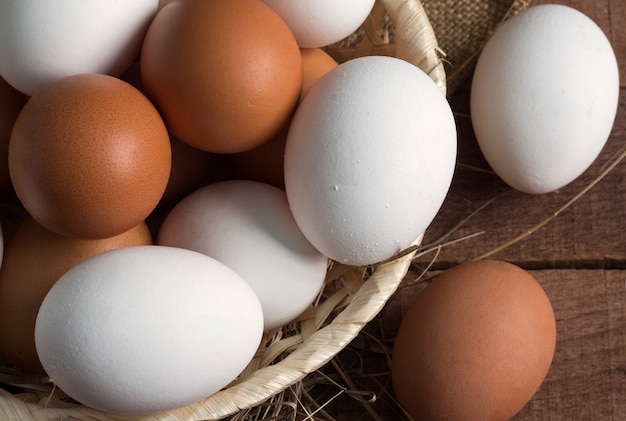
0 0 619 419
0 0 456 415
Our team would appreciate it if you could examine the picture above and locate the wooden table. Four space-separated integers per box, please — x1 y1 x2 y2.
315 0 626 419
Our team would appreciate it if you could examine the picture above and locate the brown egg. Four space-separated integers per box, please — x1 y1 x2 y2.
300 48 338 99
228 48 337 187
160 136 213 205
228 126 288 189
0 76 29 199
8 73 171 239
140 0 303 154
392 259 556 421
0 217 152 375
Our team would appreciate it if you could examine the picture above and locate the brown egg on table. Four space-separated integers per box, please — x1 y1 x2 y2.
228 47 337 188
0 217 152 375
0 76 29 200
8 73 172 239
392 259 557 421
140 0 303 154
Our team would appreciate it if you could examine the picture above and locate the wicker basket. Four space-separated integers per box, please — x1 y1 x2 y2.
0 0 529 419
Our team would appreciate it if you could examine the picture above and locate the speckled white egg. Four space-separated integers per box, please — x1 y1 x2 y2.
158 180 328 331
284 56 457 266
470 4 620 194
34 245 263 415
259 0 376 48
0 0 158 95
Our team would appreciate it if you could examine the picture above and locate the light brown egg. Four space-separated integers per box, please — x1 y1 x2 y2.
0 217 152 375
392 259 556 421
0 77 28 199
140 0 303 154
8 73 171 239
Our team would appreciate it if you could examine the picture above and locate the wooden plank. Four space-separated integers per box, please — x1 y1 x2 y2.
316 269 626 420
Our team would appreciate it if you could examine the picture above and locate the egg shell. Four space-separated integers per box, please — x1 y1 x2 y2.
284 56 457 266
158 180 328 331
470 4 620 194
0 0 158 96
0 218 152 375
260 0 376 48
300 48 339 99
141 0 303 154
0 77 28 199
35 245 264 415
9 73 172 239
159 136 213 205
392 260 557 421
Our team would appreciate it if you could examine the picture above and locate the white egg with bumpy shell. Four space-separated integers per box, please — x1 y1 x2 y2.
284 56 457 266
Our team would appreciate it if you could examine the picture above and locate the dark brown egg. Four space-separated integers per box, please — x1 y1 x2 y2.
0 76 28 199
140 0 303 154
0 217 152 375
159 136 213 204
8 73 171 239
392 259 557 421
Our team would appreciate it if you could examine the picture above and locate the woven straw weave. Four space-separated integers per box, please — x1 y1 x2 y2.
0 0 529 419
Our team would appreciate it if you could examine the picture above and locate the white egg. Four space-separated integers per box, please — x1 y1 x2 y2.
260 0 376 48
158 180 328 331
0 0 158 95
284 56 457 266
34 245 263 415
470 4 620 194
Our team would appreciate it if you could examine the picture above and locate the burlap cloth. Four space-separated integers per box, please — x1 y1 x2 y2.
325 0 532 96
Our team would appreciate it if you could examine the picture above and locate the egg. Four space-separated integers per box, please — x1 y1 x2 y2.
470 4 620 194
228 127 289 189
0 218 152 375
141 0 303 154
0 0 158 96
35 245 264 415
158 180 328 331
300 48 339 99
284 56 457 266
159 136 213 205
9 73 171 239
392 260 557 421
0 77 28 200
260 0 376 48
